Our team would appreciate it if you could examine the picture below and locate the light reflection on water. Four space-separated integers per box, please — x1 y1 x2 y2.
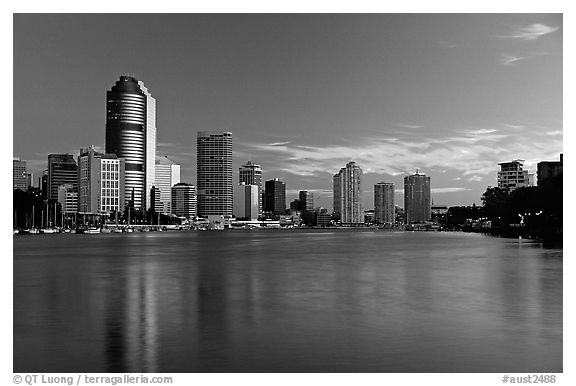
13 230 562 372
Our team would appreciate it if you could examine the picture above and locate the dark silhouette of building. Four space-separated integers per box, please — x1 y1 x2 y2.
13 158 27 191
264 178 286 215
298 191 314 212
48 154 77 201
537 154 563 186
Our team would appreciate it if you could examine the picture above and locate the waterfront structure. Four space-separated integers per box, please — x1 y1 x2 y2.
298 191 314 212
374 182 395 225
233 182 259 220
537 154 563 186
48 154 78 201
105 76 156 211
77 147 125 215
239 160 263 216
497 160 532 191
13 158 27 190
333 162 363 224
57 184 78 214
264 178 286 215
431 204 448 224
404 172 431 223
317 209 332 227
171 182 197 219
196 131 233 217
155 156 181 214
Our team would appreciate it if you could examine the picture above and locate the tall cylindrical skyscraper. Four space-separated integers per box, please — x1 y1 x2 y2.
196 131 233 217
105 76 156 211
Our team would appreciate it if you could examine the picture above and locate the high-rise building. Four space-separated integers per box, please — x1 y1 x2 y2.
374 182 395 224
171 182 197 219
298 191 314 212
497 160 532 191
537 154 563 186
26 172 34 189
333 162 363 224
40 170 48 200
48 154 77 201
57 184 78 214
264 178 286 215
239 160 263 216
77 147 125 214
150 186 161 213
196 131 233 217
155 156 181 214
13 158 27 190
233 182 259 220
404 172 431 224
105 76 156 211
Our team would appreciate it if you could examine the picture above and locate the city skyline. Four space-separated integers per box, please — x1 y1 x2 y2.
13 14 562 209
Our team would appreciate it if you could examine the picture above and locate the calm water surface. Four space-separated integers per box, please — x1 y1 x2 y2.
13 230 562 372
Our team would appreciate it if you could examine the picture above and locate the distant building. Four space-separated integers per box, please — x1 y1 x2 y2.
197 131 232 217
298 191 314 212
150 185 161 213
537 154 563 186
497 160 532 191
239 160 263 216
13 158 27 190
26 172 34 189
264 178 286 215
431 204 448 224
233 182 259 220
364 210 375 224
374 182 395 224
333 161 363 224
155 156 181 214
77 147 125 215
40 170 48 200
404 172 431 223
48 154 77 201
57 184 78 214
171 182 197 219
289 199 300 212
317 209 331 227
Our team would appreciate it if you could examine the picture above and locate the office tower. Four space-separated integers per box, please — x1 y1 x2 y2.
264 178 286 215
48 154 77 201
233 182 259 220
57 184 78 214
40 170 48 200
298 190 314 212
155 156 181 214
374 182 395 224
150 186 161 213
171 182 197 219
497 160 532 191
105 75 156 211
196 131 233 217
404 172 431 224
77 147 125 214
13 158 27 190
333 162 363 224
537 154 563 186
239 160 263 216
26 172 34 189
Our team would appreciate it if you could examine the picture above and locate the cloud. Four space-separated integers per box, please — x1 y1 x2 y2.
268 141 292 146
504 24 560 40
395 123 423 129
500 54 526 66
431 187 472 194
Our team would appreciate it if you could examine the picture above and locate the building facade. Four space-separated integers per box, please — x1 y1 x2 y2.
233 183 259 220
171 182 197 219
333 162 363 224
196 131 233 217
48 154 78 201
57 184 78 214
239 160 263 216
264 178 286 215
77 147 125 215
404 172 431 224
537 154 563 186
13 158 27 190
374 182 395 224
497 160 532 191
105 76 156 211
155 156 181 214
298 191 314 212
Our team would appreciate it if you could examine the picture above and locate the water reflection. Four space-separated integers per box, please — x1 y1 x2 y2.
13 231 562 372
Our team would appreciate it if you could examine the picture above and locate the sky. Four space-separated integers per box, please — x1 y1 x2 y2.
13 14 563 210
